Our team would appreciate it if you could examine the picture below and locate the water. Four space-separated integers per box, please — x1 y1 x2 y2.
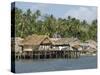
14 56 97 73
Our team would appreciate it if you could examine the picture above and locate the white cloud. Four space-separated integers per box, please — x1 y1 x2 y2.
64 7 97 23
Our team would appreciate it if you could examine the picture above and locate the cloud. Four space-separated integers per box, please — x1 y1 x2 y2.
64 7 97 23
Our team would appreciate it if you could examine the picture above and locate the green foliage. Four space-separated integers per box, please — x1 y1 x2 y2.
11 8 97 41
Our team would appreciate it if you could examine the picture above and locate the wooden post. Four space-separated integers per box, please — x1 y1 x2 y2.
17 54 19 60
74 51 76 58
70 51 72 58
56 51 57 58
49 51 51 59
19 53 21 60
67 51 69 58
44 51 46 59
38 51 40 59
64 51 65 58
71 51 73 58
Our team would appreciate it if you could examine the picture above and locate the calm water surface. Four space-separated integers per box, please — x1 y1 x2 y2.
15 56 97 73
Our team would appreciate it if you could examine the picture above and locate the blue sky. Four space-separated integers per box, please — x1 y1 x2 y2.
15 2 97 23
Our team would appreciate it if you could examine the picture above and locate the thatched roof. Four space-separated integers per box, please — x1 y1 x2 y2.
69 41 81 47
50 38 69 45
85 40 97 46
50 37 80 46
20 34 53 46
72 45 81 49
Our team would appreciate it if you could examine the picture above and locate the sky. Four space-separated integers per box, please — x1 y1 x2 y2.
15 2 97 23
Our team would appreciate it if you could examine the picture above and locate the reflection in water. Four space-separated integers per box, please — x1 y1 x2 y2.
14 56 97 73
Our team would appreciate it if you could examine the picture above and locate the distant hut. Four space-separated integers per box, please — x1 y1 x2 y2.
85 40 97 46
80 40 97 54
11 37 23 54
50 38 72 51
49 37 82 51
82 40 97 50
85 40 97 50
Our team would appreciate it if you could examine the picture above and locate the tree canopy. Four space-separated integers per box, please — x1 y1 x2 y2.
11 8 97 42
